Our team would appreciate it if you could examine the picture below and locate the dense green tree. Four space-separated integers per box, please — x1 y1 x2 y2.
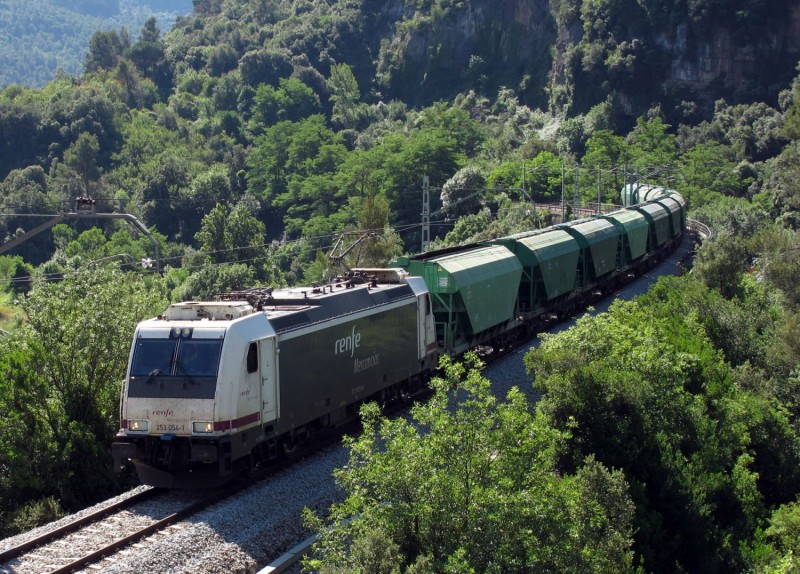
488 151 563 203
526 292 800 572
415 102 485 158
135 149 196 241
440 165 485 219
249 77 321 129
63 132 101 195
85 29 131 73
195 202 267 267
374 127 464 242
758 141 800 227
126 17 171 97
246 115 347 235
0 94 47 180
626 114 678 170
327 63 363 130
305 354 636 573
173 262 255 300
238 48 293 88
582 129 628 168
748 500 800 573
44 80 124 171
0 266 165 529
680 141 749 206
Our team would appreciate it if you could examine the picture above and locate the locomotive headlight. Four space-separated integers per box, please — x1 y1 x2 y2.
128 419 149 432
193 421 214 433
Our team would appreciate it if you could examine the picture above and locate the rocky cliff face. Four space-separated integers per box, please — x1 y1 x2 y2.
372 0 556 109
368 0 800 119
664 4 800 104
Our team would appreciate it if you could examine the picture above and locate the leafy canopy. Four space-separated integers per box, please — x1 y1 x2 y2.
305 353 636 573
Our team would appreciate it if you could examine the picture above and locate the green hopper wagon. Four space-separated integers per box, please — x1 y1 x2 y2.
489 229 579 315
656 196 684 238
604 209 650 266
634 202 671 249
559 219 620 288
393 245 522 354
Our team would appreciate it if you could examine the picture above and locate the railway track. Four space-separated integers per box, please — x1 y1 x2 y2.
0 485 240 574
0 430 347 574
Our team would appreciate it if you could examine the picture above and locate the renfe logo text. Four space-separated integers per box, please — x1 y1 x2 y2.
335 324 361 357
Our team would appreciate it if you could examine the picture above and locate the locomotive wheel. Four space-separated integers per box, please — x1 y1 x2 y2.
281 438 299 458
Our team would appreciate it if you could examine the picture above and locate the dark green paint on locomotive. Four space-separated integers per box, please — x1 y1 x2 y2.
275 301 420 432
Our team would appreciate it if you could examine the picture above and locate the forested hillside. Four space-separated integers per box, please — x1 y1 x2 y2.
0 0 192 88
2 0 800 571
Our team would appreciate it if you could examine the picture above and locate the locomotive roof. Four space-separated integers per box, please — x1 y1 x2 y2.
261 279 416 333
158 269 417 334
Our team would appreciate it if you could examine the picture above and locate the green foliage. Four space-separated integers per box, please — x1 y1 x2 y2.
440 165 485 219
626 114 678 169
9 258 35 296
196 202 262 262
758 141 800 228
327 63 363 130
3 497 65 539
305 354 636 573
173 262 255 301
526 291 800 572
747 501 800 573
0 266 166 531
250 77 321 128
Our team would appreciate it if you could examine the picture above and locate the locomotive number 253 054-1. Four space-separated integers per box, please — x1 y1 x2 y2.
155 424 186 432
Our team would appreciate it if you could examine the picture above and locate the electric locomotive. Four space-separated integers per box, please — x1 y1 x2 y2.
113 270 437 487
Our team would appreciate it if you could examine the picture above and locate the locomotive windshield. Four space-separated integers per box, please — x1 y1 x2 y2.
128 338 223 399
130 339 177 377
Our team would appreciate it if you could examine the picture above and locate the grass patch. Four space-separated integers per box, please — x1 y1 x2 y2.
0 290 25 333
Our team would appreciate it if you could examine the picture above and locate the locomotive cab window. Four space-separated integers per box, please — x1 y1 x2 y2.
246 342 258 373
128 337 223 399
176 339 222 378
130 339 177 377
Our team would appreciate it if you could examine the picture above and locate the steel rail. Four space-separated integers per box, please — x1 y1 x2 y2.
0 487 160 564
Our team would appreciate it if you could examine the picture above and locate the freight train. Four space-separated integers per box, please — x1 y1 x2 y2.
112 185 686 487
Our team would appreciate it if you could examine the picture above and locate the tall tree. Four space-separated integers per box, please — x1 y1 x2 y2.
327 63 361 129
63 132 101 195
0 266 165 523
305 354 636 573
85 29 130 73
